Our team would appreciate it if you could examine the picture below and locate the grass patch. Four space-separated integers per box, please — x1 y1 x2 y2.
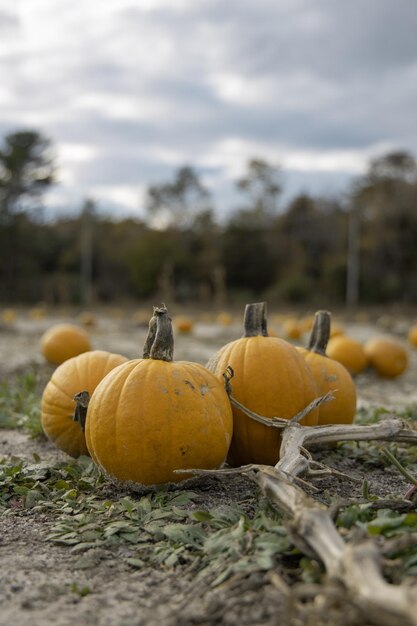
355 403 417 426
0 373 44 438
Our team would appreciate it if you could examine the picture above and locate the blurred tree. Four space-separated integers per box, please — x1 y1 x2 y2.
192 209 226 306
367 151 417 185
270 194 343 303
223 211 276 296
237 158 282 221
146 166 211 229
145 166 227 301
351 150 417 302
127 228 190 301
0 130 55 218
221 159 283 297
0 130 55 301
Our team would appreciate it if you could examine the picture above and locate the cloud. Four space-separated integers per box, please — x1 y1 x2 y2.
1 0 417 217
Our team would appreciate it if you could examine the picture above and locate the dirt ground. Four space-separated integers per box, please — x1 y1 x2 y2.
1 308 417 626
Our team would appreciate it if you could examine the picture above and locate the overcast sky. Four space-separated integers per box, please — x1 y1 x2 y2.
1 0 417 219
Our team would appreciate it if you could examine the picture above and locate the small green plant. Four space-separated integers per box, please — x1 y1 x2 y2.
0 373 44 438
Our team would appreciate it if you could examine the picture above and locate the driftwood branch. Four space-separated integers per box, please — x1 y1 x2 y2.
256 466 417 626
177 401 417 626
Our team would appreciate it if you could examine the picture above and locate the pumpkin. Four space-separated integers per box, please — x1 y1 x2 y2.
282 318 302 340
2 308 16 325
217 312 233 326
297 310 356 425
85 306 233 486
174 316 194 334
41 350 128 457
329 323 345 338
206 302 319 467
28 306 47 321
408 324 417 348
364 336 408 378
41 323 92 365
78 311 97 327
326 335 367 376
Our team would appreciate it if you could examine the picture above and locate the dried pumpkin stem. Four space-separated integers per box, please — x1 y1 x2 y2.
73 390 91 431
307 310 331 354
142 309 158 358
148 305 174 362
243 302 268 337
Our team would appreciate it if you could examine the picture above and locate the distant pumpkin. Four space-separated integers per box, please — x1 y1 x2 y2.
282 318 302 340
364 336 408 378
174 316 194 334
326 335 367 376
41 323 92 365
408 324 417 348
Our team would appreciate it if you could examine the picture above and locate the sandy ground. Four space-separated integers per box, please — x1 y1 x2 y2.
1 309 417 626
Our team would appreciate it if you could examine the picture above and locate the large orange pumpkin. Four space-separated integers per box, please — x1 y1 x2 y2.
85 306 233 486
41 350 128 457
297 310 356 425
206 302 319 467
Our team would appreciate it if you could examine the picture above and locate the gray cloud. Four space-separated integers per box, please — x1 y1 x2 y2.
1 0 417 217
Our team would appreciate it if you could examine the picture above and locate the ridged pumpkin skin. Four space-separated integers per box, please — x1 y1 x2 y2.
297 349 356 425
207 318 319 467
85 307 233 486
297 310 356 425
41 350 128 457
364 337 408 378
326 335 367 375
41 323 92 365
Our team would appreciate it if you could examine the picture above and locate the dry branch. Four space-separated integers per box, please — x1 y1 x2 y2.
178 395 417 626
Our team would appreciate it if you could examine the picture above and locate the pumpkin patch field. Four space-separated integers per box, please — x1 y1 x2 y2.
1 305 417 626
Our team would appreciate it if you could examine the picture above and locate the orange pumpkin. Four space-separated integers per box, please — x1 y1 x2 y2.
85 306 233 486
326 335 367 376
206 302 319 467
297 310 356 425
408 324 417 348
364 336 408 378
41 350 128 457
41 323 92 365
174 316 194 334
282 318 302 340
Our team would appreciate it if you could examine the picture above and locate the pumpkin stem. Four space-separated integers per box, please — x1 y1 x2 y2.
73 390 91 431
243 302 268 337
307 310 331 355
147 305 174 362
142 309 158 358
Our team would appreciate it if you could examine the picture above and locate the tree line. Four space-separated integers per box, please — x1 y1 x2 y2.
1 130 417 307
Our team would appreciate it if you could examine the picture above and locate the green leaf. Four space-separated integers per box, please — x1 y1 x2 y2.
24 489 43 508
163 523 205 547
168 491 199 505
191 510 214 523
367 513 417 536
126 558 145 569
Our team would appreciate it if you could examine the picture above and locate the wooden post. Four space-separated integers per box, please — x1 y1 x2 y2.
346 206 360 308
80 199 94 306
